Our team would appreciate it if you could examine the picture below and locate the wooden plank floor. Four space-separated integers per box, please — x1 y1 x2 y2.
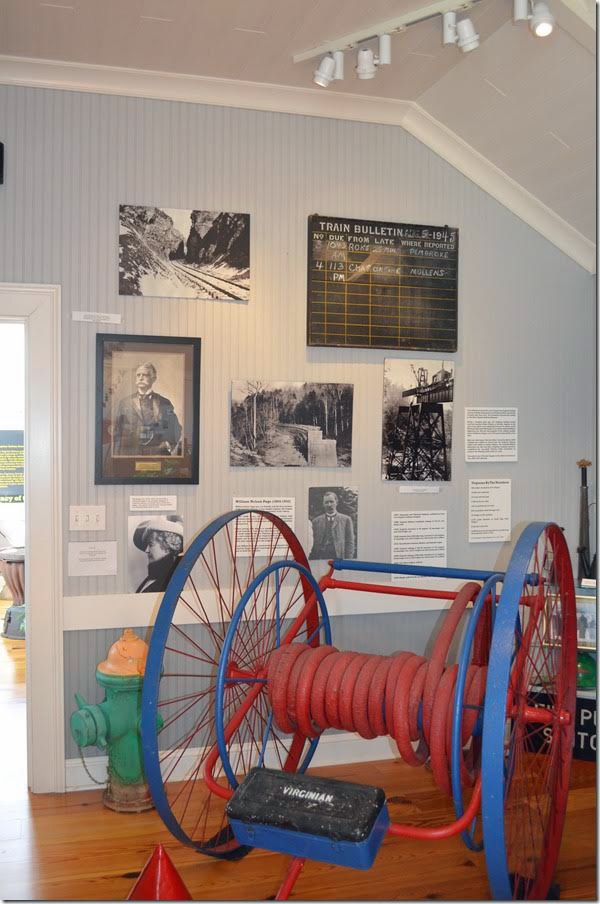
0 606 596 901
0 757 595 901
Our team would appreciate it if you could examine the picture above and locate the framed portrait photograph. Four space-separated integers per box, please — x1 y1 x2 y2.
95 334 200 484
543 594 597 654
575 596 596 651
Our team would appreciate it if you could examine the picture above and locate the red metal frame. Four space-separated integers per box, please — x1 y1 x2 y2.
275 857 306 901
388 777 481 839
323 577 460 601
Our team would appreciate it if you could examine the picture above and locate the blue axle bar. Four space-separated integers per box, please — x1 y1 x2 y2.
331 559 504 582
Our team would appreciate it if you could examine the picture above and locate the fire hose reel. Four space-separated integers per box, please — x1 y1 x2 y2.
137 511 576 900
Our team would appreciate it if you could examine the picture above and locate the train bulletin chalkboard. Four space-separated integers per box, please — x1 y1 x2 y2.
307 214 458 352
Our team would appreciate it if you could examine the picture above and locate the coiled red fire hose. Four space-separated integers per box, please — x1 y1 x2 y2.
267 582 491 797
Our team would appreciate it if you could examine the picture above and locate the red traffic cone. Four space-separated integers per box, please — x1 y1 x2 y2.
127 843 192 900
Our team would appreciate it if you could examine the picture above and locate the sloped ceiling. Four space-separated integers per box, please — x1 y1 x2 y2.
0 0 596 270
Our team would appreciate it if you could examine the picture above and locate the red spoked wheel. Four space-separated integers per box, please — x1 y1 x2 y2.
141 510 321 859
482 523 577 899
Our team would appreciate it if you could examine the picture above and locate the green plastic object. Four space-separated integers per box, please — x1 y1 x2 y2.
576 651 596 689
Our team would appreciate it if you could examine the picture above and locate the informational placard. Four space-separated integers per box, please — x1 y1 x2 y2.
397 485 440 495
68 541 117 577
465 408 518 462
307 214 458 351
72 311 122 324
469 479 511 543
391 510 447 582
0 429 24 502
232 497 295 556
130 495 177 512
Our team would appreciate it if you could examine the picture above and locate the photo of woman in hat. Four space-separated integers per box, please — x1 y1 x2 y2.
130 514 184 593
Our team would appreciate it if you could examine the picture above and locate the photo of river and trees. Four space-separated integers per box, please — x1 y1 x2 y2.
230 381 353 468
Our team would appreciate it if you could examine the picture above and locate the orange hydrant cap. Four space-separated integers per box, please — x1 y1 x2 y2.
97 628 149 676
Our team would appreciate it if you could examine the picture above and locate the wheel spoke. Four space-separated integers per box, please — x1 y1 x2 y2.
160 687 215 734
225 520 244 605
186 575 226 648
169 624 219 667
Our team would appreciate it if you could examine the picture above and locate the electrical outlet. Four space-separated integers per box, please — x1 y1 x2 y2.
69 505 106 531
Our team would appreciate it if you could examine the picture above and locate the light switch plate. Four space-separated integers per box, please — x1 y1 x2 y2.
69 505 106 531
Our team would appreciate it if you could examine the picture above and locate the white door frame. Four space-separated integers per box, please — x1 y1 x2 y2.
0 283 63 792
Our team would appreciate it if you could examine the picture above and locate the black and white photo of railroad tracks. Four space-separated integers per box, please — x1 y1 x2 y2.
119 205 250 301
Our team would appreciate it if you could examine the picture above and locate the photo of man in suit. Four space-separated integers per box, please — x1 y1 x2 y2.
309 488 357 561
113 362 182 457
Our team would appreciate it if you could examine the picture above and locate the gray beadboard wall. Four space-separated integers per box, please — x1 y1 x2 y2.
0 85 595 748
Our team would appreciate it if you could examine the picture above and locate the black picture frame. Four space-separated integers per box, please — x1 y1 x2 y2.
95 333 200 485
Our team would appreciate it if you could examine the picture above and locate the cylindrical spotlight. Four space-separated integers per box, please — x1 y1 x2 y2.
513 0 529 21
530 0 554 36
355 47 377 79
333 50 344 80
378 33 391 64
313 54 336 87
442 11 457 45
456 17 480 52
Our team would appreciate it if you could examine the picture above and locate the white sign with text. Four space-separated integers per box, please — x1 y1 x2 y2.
465 407 518 462
469 479 511 543
391 510 447 583
68 541 117 577
129 495 177 512
232 497 295 556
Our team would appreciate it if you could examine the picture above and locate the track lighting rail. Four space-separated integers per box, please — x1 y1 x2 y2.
292 0 477 64
296 0 555 89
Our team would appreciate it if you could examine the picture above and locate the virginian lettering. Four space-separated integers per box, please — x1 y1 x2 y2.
282 785 334 804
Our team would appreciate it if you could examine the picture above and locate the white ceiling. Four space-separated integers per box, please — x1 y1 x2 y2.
0 0 596 267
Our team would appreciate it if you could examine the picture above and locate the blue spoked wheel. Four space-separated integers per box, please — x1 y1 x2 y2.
482 523 577 899
141 510 322 859
215 559 332 790
452 574 500 851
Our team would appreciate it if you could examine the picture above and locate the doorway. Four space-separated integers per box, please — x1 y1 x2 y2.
0 321 26 798
0 284 62 793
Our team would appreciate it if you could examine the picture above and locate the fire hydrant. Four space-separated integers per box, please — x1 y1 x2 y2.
70 628 156 812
